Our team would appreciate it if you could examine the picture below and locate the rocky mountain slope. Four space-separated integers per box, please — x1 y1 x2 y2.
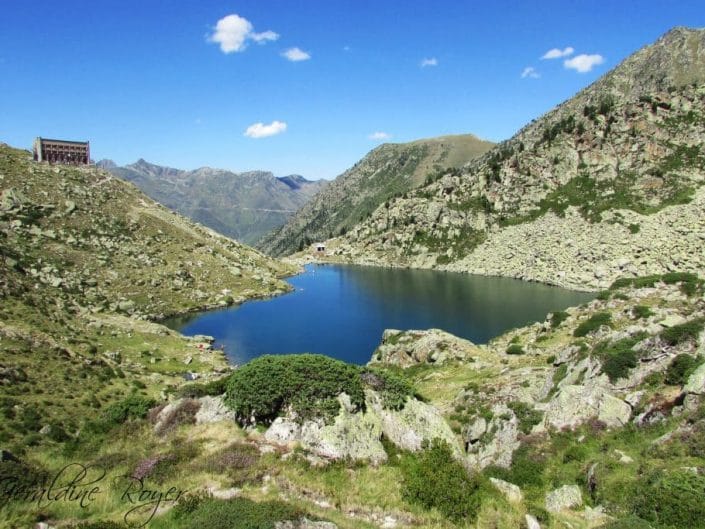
323 27 705 291
258 134 494 256
0 143 295 453
104 159 327 245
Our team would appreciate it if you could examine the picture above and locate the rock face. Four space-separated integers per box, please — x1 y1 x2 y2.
322 27 705 291
264 391 461 463
544 383 632 429
258 134 493 256
545 485 583 512
370 329 480 367
107 160 327 246
466 404 521 468
195 395 237 424
684 363 705 394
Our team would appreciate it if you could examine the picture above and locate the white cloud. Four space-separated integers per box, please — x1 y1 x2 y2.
369 132 390 141
251 30 279 43
541 46 574 60
282 47 311 61
244 120 287 138
208 14 278 54
521 66 540 79
564 53 605 73
420 57 438 68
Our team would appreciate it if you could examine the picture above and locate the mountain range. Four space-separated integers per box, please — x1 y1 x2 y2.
257 133 494 256
99 159 327 245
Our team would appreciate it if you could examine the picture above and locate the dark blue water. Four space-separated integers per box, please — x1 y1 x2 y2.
165 264 593 365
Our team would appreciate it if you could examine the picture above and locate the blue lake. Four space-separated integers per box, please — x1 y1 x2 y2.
165 264 594 365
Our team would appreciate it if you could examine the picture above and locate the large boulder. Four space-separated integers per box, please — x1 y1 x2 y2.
195 395 236 424
368 390 461 454
370 329 480 367
466 404 520 469
265 393 387 464
544 383 631 429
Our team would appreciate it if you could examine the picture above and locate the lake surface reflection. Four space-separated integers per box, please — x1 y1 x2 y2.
165 264 594 365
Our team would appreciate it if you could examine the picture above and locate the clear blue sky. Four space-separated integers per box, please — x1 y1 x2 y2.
1 1 703 179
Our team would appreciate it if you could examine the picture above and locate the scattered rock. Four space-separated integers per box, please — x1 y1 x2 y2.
489 477 523 503
545 484 583 512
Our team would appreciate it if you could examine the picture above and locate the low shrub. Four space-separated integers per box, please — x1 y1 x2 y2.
593 335 646 382
102 393 156 426
485 444 545 487
573 312 612 337
175 377 229 399
632 470 705 529
601 516 654 529
225 354 365 425
550 311 569 328
162 496 309 529
400 439 485 523
506 344 525 355
225 355 418 425
632 305 654 319
154 399 201 436
660 318 704 346
360 367 418 410
664 354 704 386
610 272 703 297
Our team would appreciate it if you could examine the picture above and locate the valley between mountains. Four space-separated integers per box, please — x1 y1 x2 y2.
1 25 705 529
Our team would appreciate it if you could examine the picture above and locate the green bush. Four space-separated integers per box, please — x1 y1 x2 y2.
573 312 612 337
664 354 704 386
485 444 544 487
360 367 418 410
660 319 704 346
550 311 569 328
507 401 543 434
175 377 229 399
593 335 646 382
102 393 156 426
159 496 309 529
506 344 525 355
632 305 654 319
225 354 365 424
610 273 703 297
632 470 705 529
67 522 125 529
225 355 419 425
401 439 485 522
601 516 654 529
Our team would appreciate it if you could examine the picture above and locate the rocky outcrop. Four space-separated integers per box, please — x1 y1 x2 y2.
370 328 481 367
265 394 387 464
466 404 521 468
543 383 632 429
322 28 705 291
368 390 460 454
264 390 461 463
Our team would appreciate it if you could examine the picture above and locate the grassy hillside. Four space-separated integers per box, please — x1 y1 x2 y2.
0 143 295 454
257 134 493 257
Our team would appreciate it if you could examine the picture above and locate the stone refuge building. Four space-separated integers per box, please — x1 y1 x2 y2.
33 137 90 165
